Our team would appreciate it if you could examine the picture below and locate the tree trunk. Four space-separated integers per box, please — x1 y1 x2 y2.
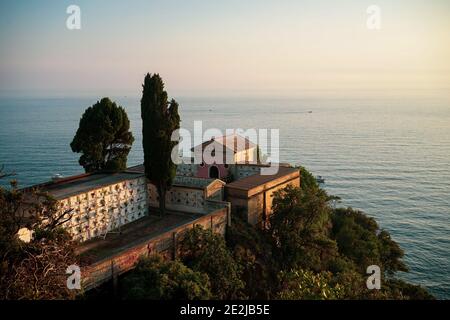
158 184 166 217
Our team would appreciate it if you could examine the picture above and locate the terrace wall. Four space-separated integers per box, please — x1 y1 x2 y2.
80 207 229 291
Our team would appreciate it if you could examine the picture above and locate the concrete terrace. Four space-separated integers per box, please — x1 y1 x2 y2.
77 210 202 264
78 207 229 290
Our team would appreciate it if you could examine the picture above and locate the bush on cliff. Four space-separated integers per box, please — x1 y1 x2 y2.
178 225 245 299
268 184 338 272
331 207 408 276
121 255 211 300
117 166 434 300
226 210 278 299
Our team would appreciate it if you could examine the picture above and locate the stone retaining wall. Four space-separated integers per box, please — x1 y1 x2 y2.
81 207 229 291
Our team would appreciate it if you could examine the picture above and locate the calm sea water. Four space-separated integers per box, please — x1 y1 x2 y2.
0 95 449 298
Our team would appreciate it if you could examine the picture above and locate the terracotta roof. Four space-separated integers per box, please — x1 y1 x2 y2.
191 134 257 153
225 166 299 193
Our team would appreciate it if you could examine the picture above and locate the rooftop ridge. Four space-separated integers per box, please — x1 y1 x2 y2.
21 172 93 193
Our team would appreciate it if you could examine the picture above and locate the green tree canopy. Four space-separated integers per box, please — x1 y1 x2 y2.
277 269 343 300
71 97 134 173
227 210 278 299
121 255 211 300
179 225 245 299
331 207 408 275
141 73 180 215
297 166 319 190
268 185 338 271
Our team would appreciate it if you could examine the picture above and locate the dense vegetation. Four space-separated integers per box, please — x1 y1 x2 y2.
1 161 433 300
0 170 78 300
118 166 434 300
121 255 211 300
71 97 134 173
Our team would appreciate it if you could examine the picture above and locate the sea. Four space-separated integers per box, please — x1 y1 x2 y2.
0 94 449 299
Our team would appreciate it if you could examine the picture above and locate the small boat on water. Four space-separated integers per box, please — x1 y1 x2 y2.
316 175 325 184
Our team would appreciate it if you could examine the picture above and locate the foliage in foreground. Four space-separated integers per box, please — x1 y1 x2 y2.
269 184 337 272
331 207 408 276
118 166 434 300
267 179 433 299
178 225 245 299
121 255 211 300
277 269 343 300
0 172 78 300
226 209 277 299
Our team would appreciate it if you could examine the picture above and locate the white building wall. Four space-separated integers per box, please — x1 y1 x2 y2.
147 184 205 214
234 164 261 179
176 163 198 177
58 176 148 242
234 147 256 163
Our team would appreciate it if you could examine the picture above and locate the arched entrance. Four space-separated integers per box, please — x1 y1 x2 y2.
209 165 219 179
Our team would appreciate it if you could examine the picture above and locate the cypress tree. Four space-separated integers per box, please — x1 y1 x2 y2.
141 73 180 215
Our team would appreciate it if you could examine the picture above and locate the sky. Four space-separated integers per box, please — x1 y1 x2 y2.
0 0 449 98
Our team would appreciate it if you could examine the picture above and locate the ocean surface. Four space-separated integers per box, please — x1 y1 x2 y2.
0 95 449 299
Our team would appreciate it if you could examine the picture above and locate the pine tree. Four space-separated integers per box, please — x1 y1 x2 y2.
70 97 134 173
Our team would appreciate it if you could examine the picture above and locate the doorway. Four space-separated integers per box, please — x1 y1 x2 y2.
209 165 219 179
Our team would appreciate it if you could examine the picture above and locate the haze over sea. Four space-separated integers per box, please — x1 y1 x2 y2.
0 93 449 298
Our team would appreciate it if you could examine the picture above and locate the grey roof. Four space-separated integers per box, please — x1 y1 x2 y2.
30 164 220 199
39 171 145 200
173 176 215 189
191 134 257 153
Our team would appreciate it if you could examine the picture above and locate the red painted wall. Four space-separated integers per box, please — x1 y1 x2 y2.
196 163 229 179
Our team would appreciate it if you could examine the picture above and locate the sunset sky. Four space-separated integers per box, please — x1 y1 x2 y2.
0 0 449 97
